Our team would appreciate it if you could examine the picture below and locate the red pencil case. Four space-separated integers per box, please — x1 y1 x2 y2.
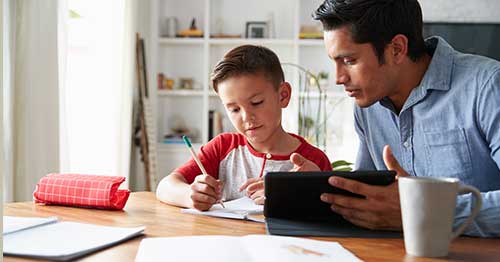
33 173 130 210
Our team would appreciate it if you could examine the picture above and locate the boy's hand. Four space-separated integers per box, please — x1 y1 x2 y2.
239 178 265 205
189 174 223 211
290 153 320 172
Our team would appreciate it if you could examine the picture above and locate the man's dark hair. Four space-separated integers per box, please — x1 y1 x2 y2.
211 45 284 92
313 0 427 63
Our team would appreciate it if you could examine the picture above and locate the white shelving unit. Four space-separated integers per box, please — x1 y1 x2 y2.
148 0 357 177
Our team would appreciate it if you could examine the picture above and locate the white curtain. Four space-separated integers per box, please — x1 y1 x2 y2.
3 0 62 202
3 0 138 201
60 0 138 188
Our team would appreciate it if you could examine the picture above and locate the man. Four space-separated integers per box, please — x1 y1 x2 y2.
290 0 500 237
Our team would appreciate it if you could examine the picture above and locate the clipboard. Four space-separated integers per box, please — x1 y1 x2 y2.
264 171 402 238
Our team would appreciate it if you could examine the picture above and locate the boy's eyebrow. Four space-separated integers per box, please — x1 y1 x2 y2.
223 93 263 107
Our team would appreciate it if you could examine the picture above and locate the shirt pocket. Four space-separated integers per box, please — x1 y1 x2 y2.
423 128 472 178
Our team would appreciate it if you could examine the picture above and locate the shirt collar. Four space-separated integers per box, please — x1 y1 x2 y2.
419 36 455 92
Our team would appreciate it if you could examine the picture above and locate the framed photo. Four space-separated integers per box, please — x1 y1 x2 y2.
245 22 269 38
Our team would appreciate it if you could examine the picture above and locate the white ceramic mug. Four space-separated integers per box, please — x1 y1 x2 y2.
399 176 482 257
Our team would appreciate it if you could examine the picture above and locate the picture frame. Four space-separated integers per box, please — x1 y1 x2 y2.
245 22 269 38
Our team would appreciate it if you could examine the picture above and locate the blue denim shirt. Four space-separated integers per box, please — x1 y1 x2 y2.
354 36 500 237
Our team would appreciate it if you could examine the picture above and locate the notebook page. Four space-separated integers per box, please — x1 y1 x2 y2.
181 197 264 221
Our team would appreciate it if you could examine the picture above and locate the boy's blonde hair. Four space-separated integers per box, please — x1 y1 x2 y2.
211 45 285 92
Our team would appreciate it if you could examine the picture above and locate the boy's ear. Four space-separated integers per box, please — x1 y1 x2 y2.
278 82 292 107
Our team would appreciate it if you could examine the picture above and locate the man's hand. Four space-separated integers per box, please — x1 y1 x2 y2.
290 153 320 172
320 145 410 230
189 174 223 211
239 178 265 205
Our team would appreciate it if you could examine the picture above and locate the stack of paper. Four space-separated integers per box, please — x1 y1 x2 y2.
3 216 144 261
136 235 361 262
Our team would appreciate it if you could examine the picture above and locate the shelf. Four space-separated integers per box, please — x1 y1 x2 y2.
298 39 324 46
209 38 294 46
158 37 204 45
158 89 204 97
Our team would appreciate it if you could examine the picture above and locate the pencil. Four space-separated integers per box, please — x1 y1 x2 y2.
182 135 226 208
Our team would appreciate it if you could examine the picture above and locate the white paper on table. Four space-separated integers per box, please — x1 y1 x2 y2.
136 235 362 262
3 216 58 235
4 221 145 261
181 197 264 222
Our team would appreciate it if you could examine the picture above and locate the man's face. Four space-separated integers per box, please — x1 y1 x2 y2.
217 74 288 146
324 27 395 108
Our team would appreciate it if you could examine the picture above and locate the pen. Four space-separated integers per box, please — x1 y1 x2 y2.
182 135 225 208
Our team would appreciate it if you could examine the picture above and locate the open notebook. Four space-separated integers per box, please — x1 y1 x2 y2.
136 235 361 262
3 216 144 261
181 197 264 222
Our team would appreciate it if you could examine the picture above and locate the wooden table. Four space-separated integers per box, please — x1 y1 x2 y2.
4 192 500 261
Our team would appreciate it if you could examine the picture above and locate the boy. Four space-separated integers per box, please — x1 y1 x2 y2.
156 45 332 211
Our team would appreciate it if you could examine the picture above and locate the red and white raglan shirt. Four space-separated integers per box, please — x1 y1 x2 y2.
175 133 332 201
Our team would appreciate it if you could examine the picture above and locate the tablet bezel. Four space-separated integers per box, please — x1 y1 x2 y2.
264 171 396 219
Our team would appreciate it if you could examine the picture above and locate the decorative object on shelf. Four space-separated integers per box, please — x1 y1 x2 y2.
157 73 175 90
157 73 164 90
163 116 199 144
210 34 242 39
299 25 323 39
245 21 269 38
179 78 194 90
162 16 178 37
134 33 158 191
177 18 203 38
164 77 174 90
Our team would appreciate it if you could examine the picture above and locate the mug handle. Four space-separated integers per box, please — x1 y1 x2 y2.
450 185 482 240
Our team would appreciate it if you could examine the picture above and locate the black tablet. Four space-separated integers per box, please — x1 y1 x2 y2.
264 171 396 219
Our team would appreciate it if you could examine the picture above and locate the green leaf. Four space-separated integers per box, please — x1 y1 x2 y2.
331 160 353 169
333 166 353 172
69 10 82 19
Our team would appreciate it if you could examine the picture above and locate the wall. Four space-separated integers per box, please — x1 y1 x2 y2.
419 0 500 22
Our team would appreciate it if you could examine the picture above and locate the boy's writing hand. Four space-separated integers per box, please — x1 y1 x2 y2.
290 153 320 172
189 174 223 211
239 178 265 205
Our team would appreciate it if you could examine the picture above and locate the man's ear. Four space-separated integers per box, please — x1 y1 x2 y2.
388 34 408 65
278 82 292 107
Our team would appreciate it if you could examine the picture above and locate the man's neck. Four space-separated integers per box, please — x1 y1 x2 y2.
389 53 432 114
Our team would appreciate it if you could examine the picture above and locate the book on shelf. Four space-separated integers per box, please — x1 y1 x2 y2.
208 110 223 140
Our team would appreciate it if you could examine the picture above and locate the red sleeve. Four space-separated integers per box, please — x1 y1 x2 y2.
298 143 332 171
174 135 222 184
174 133 241 184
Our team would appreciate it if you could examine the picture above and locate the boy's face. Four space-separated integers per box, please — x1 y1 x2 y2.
324 26 398 108
217 73 290 146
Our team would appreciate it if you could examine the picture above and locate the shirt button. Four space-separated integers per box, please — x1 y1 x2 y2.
266 153 272 159
403 141 411 148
